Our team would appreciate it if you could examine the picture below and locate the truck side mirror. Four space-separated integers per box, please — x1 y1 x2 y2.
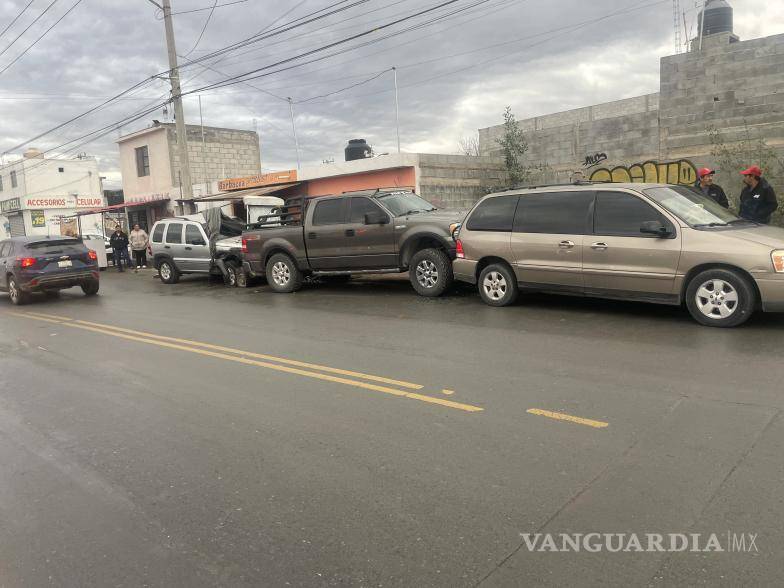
365 211 390 225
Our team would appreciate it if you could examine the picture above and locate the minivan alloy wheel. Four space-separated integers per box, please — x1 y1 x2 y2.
159 263 172 281
271 261 291 286
482 271 508 301
8 279 19 303
415 260 439 289
695 279 739 319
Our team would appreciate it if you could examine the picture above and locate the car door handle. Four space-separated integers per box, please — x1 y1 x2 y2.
558 240 575 249
591 242 608 250
185 246 192 250
307 232 317 239
164 245 171 249
345 229 355 237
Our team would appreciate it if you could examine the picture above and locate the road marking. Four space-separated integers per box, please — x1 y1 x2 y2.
22 311 424 391
7 312 483 413
442 389 455 396
526 408 609 429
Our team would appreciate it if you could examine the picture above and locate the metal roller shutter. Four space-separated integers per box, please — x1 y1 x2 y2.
8 213 26 237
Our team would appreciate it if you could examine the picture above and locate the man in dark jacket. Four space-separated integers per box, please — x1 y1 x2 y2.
739 166 778 224
693 168 729 208
109 226 130 272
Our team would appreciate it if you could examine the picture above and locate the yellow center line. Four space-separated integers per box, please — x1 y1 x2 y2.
527 408 609 429
7 312 483 413
23 311 424 391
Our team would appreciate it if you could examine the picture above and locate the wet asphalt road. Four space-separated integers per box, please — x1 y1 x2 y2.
1 269 783 587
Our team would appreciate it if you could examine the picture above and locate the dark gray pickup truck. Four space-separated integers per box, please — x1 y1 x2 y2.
241 189 464 296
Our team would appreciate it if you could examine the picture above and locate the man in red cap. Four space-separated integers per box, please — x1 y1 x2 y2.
739 165 778 224
693 168 728 208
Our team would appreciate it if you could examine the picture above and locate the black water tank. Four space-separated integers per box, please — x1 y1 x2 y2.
698 0 733 36
345 139 372 161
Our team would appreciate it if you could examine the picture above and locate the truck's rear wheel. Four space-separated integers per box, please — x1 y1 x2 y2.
266 253 303 293
409 248 453 297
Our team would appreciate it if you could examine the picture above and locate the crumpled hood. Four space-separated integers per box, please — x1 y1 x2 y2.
724 224 784 249
405 209 466 224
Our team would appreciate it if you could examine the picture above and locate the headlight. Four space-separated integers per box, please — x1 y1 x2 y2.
772 250 784 273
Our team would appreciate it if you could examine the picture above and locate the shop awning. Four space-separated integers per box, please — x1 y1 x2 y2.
73 200 165 216
187 183 300 202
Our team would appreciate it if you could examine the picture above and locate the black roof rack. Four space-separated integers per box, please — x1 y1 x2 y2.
499 180 609 192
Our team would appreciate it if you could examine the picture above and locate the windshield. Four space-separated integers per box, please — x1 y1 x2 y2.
25 238 83 250
376 191 436 216
643 186 745 227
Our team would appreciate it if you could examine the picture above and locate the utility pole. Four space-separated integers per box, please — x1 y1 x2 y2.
392 67 401 154
288 97 301 170
698 0 707 51
159 0 194 209
199 94 206 193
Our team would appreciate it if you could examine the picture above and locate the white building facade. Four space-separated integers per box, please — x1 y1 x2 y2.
0 150 105 239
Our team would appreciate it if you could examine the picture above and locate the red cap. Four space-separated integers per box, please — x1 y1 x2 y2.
698 168 715 178
740 165 762 176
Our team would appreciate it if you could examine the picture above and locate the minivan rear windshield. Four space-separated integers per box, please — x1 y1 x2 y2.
642 186 743 227
25 239 82 249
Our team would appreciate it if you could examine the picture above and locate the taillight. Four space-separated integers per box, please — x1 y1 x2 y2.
241 238 248 254
88 250 98 261
19 257 37 268
455 239 465 259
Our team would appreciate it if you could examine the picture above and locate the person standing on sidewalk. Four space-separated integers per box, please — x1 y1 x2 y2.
693 168 729 208
129 224 149 272
109 226 130 272
739 165 779 224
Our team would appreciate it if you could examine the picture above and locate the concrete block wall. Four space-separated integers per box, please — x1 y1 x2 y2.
417 154 507 209
165 124 261 189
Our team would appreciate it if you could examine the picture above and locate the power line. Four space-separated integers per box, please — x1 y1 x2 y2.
0 0 35 40
183 0 218 57
0 0 84 76
166 0 248 17
294 68 390 103
0 0 59 59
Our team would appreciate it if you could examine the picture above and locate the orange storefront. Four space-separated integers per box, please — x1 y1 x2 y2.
305 167 416 197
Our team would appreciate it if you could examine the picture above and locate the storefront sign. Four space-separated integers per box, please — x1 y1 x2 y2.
218 170 297 192
76 197 105 208
1 197 21 213
31 209 46 227
26 197 70 208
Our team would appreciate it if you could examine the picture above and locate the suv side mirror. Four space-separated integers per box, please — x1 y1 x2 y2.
640 220 673 238
365 211 390 225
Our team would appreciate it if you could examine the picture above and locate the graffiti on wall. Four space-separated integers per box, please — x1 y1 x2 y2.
583 152 608 168
589 160 698 186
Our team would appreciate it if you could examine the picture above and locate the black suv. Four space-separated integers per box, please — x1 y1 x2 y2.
0 236 100 305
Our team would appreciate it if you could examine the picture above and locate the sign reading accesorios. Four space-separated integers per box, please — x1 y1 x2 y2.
22 196 104 209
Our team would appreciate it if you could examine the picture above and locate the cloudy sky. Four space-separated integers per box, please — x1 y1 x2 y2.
1 0 782 187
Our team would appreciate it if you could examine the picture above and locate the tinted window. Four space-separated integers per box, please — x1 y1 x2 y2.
165 223 183 244
349 197 383 224
0 242 9 257
513 192 593 234
312 199 347 225
185 224 206 245
467 196 518 232
25 238 82 250
595 191 664 237
152 223 165 243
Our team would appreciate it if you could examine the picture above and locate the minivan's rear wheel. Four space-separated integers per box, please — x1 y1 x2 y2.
81 280 100 296
266 253 303 293
7 276 29 306
158 260 180 284
685 269 755 327
410 248 453 297
478 263 518 307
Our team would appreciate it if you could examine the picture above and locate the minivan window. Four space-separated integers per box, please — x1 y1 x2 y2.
312 199 347 225
165 223 183 244
0 242 9 257
467 196 517 232
152 223 165 243
185 224 206 245
514 192 593 234
594 191 667 237
643 185 741 227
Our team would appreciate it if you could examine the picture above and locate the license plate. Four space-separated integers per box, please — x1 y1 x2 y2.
58 260 72 268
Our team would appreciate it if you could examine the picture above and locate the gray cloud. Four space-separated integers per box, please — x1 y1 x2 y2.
1 0 781 188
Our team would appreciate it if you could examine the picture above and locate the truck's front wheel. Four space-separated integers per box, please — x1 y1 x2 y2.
409 248 453 297
266 253 303 293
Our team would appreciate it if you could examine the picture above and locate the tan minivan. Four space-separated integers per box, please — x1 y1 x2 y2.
453 183 784 327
